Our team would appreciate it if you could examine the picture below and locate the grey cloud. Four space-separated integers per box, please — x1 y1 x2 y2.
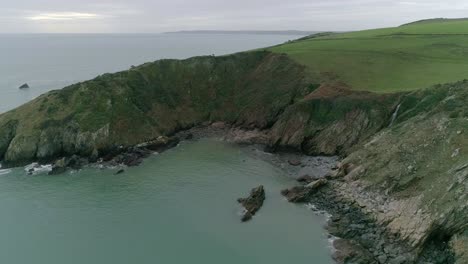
1 0 468 33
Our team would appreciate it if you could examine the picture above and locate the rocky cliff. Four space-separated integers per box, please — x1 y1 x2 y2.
0 51 311 165
0 51 392 166
335 81 468 263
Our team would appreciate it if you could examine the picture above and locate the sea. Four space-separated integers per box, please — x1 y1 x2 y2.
0 33 333 264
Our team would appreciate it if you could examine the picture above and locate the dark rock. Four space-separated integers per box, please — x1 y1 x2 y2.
114 169 125 175
282 179 328 203
48 166 67 175
388 255 409 264
144 137 180 152
331 216 341 222
241 211 253 222
332 239 375 264
281 186 312 203
48 157 68 175
288 159 302 166
101 146 125 162
185 133 194 140
377 254 388 263
305 178 328 189
237 185 265 222
211 122 226 129
201 121 212 127
263 144 276 153
19 83 29 89
297 175 314 184
67 155 86 170
112 147 151 167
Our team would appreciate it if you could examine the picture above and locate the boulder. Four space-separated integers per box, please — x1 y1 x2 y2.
19 83 29 89
281 179 328 203
211 122 227 129
281 186 312 203
288 159 302 166
67 155 87 170
297 175 316 184
48 155 87 175
114 169 125 175
332 239 375 264
237 185 265 222
117 148 150 167
142 136 180 152
305 178 328 189
185 133 194 140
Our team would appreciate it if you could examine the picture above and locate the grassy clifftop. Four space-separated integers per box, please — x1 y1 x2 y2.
270 19 468 92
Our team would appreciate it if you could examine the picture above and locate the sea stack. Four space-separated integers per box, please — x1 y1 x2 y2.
19 83 30 89
237 186 265 222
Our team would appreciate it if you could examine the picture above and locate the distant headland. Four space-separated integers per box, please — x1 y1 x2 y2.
164 30 319 35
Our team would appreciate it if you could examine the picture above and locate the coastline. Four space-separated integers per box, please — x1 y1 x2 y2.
176 123 455 264
2 121 458 264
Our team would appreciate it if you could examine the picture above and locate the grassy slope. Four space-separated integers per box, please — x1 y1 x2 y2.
270 19 468 92
0 51 315 164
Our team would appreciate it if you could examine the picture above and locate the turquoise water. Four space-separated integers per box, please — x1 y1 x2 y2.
0 140 332 264
0 33 302 113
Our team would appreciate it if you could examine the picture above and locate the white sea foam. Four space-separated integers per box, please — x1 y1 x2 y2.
0 169 11 175
24 163 52 175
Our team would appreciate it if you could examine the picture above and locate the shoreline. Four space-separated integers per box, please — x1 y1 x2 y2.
178 124 455 263
2 122 456 263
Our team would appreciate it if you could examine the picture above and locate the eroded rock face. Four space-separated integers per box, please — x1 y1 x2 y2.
237 186 265 222
224 128 269 145
48 155 88 175
450 233 468 264
0 120 17 160
281 179 328 203
268 86 396 156
297 175 316 184
332 239 375 264
326 82 468 263
0 51 312 166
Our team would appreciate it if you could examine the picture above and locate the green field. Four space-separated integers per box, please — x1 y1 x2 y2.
270 18 468 92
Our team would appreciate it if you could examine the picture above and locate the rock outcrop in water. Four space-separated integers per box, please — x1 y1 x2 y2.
237 186 265 222
281 179 327 203
19 83 29 89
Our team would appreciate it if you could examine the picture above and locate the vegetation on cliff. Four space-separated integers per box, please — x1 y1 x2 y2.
0 51 314 166
0 18 467 263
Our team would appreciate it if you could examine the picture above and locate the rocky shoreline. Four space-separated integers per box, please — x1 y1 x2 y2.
8 122 459 264
181 123 457 264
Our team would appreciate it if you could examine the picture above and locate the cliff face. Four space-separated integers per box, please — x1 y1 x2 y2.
0 51 313 166
0 51 394 166
336 81 468 262
268 83 397 155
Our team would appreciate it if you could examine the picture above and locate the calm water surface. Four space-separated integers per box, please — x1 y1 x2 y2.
0 140 332 264
0 33 301 113
0 33 333 263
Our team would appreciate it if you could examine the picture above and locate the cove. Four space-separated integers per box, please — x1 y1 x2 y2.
0 139 333 264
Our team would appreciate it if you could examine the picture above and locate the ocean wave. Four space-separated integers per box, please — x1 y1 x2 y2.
0 169 12 175
24 163 52 175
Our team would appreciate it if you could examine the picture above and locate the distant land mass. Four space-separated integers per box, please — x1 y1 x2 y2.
164 30 319 35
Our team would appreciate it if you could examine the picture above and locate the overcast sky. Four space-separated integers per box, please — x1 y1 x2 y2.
1 0 468 33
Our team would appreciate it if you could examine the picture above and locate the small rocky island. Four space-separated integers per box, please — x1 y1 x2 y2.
18 83 29 89
237 186 265 222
